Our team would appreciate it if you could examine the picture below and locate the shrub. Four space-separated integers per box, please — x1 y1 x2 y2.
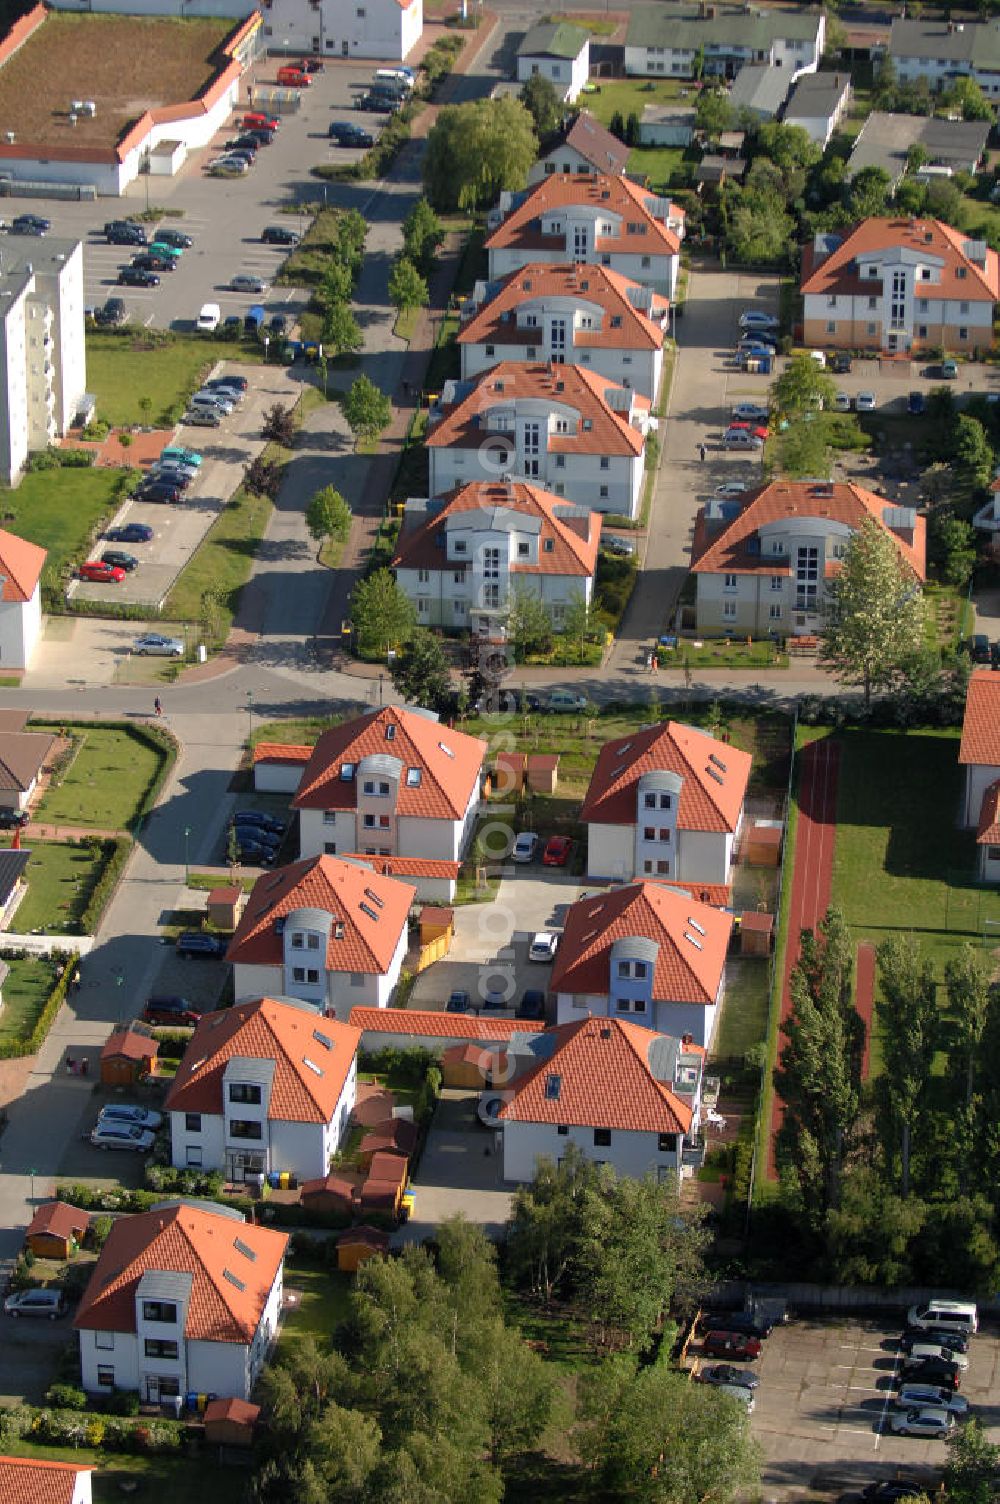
90 1215 113 1250
104 1389 141 1417
45 1383 86 1411
86 1417 106 1447
0 1405 34 1442
261 403 296 446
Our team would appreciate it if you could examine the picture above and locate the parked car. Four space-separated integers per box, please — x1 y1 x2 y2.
261 225 298 245
901 1327 969 1356
517 989 546 1021
602 534 635 556
4 1289 67 1320
231 823 281 852
142 995 203 1027
898 1357 960 1389
150 465 193 488
855 390 877 412
0 808 29 828
205 374 248 393
108 523 153 543
243 113 279 133
196 302 221 332
714 480 750 498
224 138 256 160
512 831 539 863
940 359 959 379
739 310 779 331
10 213 50 236
176 931 227 959
704 1310 774 1339
101 550 138 572
98 1104 162 1130
161 446 202 467
329 121 375 146
182 409 222 428
966 634 991 664
731 402 769 422
155 227 192 249
894 1384 969 1415
135 482 182 503
118 268 159 288
831 352 853 374
133 633 183 658
131 254 174 274
94 297 127 327
446 990 472 1014
191 391 233 415
542 835 572 867
105 221 146 246
723 428 764 451
232 809 285 835
903 1342 968 1371
269 313 288 336
482 978 511 1010
861 1484 927 1503
541 689 589 712
698 1364 760 1390
907 391 926 415
528 931 560 962
91 1122 156 1152
889 1407 955 1439
232 836 277 866
79 561 125 584
701 1331 762 1360
209 159 248 177
356 91 398 113
833 392 852 412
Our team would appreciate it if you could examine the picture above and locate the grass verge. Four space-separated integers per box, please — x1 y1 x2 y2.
0 465 132 606
84 331 261 427
0 956 62 1042
14 840 116 935
32 723 170 831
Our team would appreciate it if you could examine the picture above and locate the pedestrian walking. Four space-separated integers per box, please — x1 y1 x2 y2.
698 443 707 463
153 697 162 718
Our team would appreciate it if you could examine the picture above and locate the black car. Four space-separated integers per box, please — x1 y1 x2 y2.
329 121 374 146
261 224 298 245
11 214 50 235
900 1327 968 1356
206 374 248 393
231 823 281 851
132 254 175 274
233 837 276 866
967 633 991 664
0 808 29 829
106 223 146 246
356 92 397 114
101 550 138 572
991 639 1000 670
176 931 227 959
898 1356 960 1388
446 990 472 1013
861 1484 927 1504
232 809 284 834
231 135 262 154
94 297 127 327
907 390 926 415
831 352 853 374
107 523 153 543
517 989 546 1020
702 1310 774 1340
222 315 243 333
154 227 193 250
150 467 192 489
246 128 276 147
698 1364 760 1391
136 482 181 504
269 314 288 336
119 268 160 288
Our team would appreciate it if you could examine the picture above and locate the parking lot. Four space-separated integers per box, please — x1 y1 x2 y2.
724 1314 1000 1499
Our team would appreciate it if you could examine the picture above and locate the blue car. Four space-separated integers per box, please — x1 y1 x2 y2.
160 446 202 468
907 391 926 415
107 523 153 543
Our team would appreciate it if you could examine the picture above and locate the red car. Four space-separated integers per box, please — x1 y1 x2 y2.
243 112 279 132
79 561 125 584
701 1330 762 1360
542 835 572 867
727 420 770 440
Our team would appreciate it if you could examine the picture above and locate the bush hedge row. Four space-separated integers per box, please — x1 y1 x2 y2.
0 955 77 1060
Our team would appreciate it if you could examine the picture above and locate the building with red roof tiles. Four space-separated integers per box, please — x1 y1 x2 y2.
165 996 361 1183
497 1015 705 1182
294 706 486 898
0 1456 92 1504
252 740 312 795
74 1200 287 1405
0 528 46 669
393 479 601 637
527 109 630 185
800 217 1000 354
486 173 685 297
581 720 752 886
959 670 1000 882
691 478 926 638
458 262 669 400
426 362 651 520
349 1005 545 1051
225 854 415 1017
551 881 732 1047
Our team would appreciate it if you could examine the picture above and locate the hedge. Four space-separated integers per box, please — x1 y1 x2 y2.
55 1182 255 1219
0 954 77 1060
29 1406 183 1453
77 837 131 933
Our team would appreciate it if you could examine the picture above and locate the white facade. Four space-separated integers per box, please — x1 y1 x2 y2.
429 443 642 519
554 982 723 1050
170 1055 357 1181
963 761 1000 828
502 1118 684 1182
623 13 823 80
79 1261 283 1404
262 0 421 61
488 237 679 300
586 820 735 886
889 19 1000 96
0 579 41 670
529 140 617 183
232 921 407 1020
253 760 306 794
516 37 590 103
0 239 86 485
299 779 480 867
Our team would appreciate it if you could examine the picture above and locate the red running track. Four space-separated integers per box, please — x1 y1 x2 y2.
766 738 841 1180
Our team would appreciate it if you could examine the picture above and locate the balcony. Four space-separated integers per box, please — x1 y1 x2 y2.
682 1135 706 1170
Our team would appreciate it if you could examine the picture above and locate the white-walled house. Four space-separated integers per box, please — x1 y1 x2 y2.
551 881 733 1048
581 720 752 887
516 19 590 103
527 111 629 185
262 0 421 61
486 174 685 299
74 1200 288 1405
889 17 1000 97
498 1016 704 1183
165 996 362 1182
458 262 669 401
226 854 415 1018
624 2 824 81
393 479 600 635
0 725 55 813
426 362 649 519
294 706 487 901
782 70 852 148
0 1457 93 1504
959 671 1000 883
0 531 45 672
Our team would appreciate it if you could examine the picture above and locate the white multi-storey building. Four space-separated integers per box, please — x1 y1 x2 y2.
959 671 1000 884
889 17 1000 96
624 1 824 81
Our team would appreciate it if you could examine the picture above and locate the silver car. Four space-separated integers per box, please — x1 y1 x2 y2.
894 1384 968 1416
230 274 267 294
4 1288 67 1320
133 634 184 657
90 1122 155 1152
182 409 222 428
98 1103 162 1130
889 1406 955 1439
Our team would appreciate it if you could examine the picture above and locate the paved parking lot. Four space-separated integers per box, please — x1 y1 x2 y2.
724 1315 1000 1500
395 1089 512 1246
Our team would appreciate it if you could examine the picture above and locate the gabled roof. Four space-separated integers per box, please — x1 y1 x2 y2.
626 1 822 49
392 480 601 579
800 217 1000 304
27 1201 89 1241
498 1015 694 1134
101 1027 157 1063
581 719 751 832
691 479 926 581
458 262 668 354
543 110 629 175
518 19 589 59
349 1006 545 1041
426 361 647 458
551 881 732 1005
784 69 851 120
293 706 486 821
225 854 415 976
252 741 312 766
976 779 1000 845
960 670 1000 766
0 528 46 602
889 15 1000 69
74 1201 287 1343
164 997 361 1124
0 729 55 792
0 849 29 907
0 1458 92 1504
486 173 682 260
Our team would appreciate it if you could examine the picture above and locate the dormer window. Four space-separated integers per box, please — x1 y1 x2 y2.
454 540 467 553
340 763 355 782
229 1083 262 1105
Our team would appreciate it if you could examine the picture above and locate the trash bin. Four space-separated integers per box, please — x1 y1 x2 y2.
185 1391 198 1413
279 1171 290 1190
197 645 207 663
268 1171 281 1189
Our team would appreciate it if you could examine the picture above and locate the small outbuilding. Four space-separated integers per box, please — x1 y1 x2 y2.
100 1027 158 1086
441 1042 506 1090
494 751 527 797
207 885 244 932
526 753 559 795
26 1201 89 1260
299 1172 358 1217
203 1397 260 1448
252 741 311 794
335 1224 390 1273
358 1117 418 1168
738 910 774 957
745 821 783 868
359 1153 408 1217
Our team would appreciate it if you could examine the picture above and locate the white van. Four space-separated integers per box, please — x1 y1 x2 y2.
375 68 413 90
906 1300 978 1337
196 302 221 333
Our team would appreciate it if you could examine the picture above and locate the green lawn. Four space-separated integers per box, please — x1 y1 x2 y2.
582 76 694 127
14 840 112 934
0 465 131 603
628 144 690 191
32 724 168 830
6 1441 247 1504
0 956 60 1041
85 332 262 428
714 956 771 1061
279 1260 353 1349
660 640 789 671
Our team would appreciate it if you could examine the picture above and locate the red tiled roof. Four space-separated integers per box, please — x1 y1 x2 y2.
293 706 486 821
580 719 751 833
225 855 414 975
0 1458 92 1504
499 1016 694 1133
203 1397 260 1426
392 479 601 578
349 1007 545 1040
551 881 732 1005
300 1173 357 1204
486 173 683 259
342 853 460 880
252 741 312 766
0 528 46 602
801 217 1000 303
368 1151 408 1185
426 361 647 458
359 1118 419 1156
691 479 926 581
555 110 630 175
27 1201 89 1242
164 997 360 1124
101 1028 157 1063
336 1224 390 1249
977 779 1000 844
960 671 1000 766
74 1202 287 1343
458 262 667 355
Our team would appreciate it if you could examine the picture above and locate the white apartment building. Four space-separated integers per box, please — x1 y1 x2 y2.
515 19 590 103
889 17 1000 96
262 0 422 61
624 2 824 81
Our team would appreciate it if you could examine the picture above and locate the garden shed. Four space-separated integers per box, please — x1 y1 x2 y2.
203 1397 260 1447
100 1026 158 1086
335 1224 390 1273
207 885 244 931
26 1200 89 1260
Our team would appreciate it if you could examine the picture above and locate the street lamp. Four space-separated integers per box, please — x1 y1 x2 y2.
246 689 255 748
114 967 125 1026
28 1166 36 1208
184 826 191 884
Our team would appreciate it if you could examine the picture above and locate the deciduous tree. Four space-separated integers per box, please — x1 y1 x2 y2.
772 354 838 417
305 485 352 545
389 627 453 714
322 302 363 358
509 587 554 660
388 256 429 315
945 1419 1000 1504
342 374 393 446
519 72 563 138
820 517 927 705
423 97 538 211
350 568 416 659
875 934 939 1196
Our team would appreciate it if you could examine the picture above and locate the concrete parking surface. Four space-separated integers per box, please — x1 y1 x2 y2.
0 1311 74 1404
396 1090 512 1246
